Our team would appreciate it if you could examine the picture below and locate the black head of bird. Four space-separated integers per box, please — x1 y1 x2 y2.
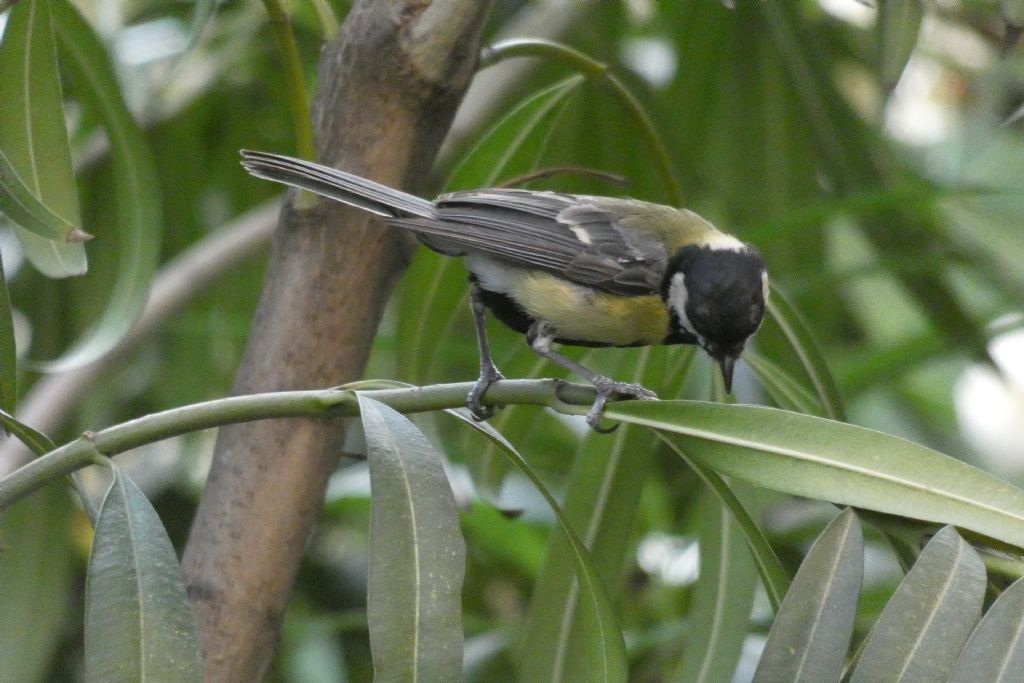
664 242 768 392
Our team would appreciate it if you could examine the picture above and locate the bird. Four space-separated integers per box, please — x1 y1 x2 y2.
240 150 769 431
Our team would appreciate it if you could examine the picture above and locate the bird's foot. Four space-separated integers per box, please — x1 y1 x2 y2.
586 377 658 433
467 363 505 421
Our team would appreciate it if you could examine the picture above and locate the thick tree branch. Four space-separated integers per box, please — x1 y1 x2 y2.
180 2 493 679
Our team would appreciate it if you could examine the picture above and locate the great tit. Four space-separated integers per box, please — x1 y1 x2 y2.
240 150 768 430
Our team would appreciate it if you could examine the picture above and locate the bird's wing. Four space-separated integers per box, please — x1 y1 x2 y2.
391 189 669 296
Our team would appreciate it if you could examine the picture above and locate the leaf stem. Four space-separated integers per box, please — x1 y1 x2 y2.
481 38 683 206
261 0 314 159
0 379 597 512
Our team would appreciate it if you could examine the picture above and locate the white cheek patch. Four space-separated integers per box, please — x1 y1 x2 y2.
568 225 593 245
668 272 699 341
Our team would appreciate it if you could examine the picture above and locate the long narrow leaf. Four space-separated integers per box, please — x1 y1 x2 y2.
0 0 86 277
607 401 1024 550
0 408 54 454
765 289 844 420
877 0 924 91
519 348 690 682
85 464 201 682
446 75 585 191
753 508 862 682
656 432 790 610
0 485 75 683
758 1 991 361
0 147 79 241
850 526 985 682
948 576 1024 683
358 396 466 682
744 350 823 416
518 419 643 682
445 408 628 683
673 490 759 683
0 253 14 412
39 2 162 370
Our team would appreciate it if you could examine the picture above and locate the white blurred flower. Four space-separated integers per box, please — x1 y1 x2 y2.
955 323 1024 475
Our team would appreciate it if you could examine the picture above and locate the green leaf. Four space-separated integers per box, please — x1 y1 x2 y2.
673 489 759 683
877 0 924 91
519 348 687 683
850 526 985 682
655 432 790 610
0 147 80 241
765 288 844 420
446 75 586 191
358 396 466 683
757 1 991 362
0 253 14 412
518 420 648 683
0 485 75 683
948 576 1024 683
445 407 628 683
744 350 823 416
0 0 87 277
753 508 862 683
37 2 162 370
84 464 201 683
0 408 55 455
459 351 549 500
605 401 1024 550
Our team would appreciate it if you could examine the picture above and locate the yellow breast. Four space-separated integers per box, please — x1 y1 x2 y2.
509 271 669 346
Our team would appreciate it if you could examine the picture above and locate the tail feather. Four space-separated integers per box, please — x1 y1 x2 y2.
239 150 436 219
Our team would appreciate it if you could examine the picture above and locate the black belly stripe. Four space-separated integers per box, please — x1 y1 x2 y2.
472 281 533 335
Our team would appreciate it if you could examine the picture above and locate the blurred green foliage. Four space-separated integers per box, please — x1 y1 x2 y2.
3 0 1024 680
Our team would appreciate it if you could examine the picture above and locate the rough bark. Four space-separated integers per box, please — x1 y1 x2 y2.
180 2 493 679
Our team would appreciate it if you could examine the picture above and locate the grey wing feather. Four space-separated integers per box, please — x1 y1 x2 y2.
399 190 667 295
240 152 667 295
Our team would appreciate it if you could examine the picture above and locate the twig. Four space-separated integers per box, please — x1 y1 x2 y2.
0 378 595 512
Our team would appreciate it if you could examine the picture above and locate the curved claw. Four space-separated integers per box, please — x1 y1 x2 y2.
584 377 657 433
585 392 615 432
592 378 658 402
467 365 504 422
587 415 619 434
468 399 495 422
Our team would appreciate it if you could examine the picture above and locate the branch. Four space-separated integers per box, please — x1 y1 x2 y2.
0 379 596 512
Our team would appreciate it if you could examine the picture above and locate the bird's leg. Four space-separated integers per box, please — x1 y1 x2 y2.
467 283 505 421
526 322 657 432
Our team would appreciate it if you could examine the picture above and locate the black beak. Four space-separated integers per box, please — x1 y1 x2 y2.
717 355 737 394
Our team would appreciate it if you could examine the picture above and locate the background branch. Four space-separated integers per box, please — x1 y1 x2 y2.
0 200 279 476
